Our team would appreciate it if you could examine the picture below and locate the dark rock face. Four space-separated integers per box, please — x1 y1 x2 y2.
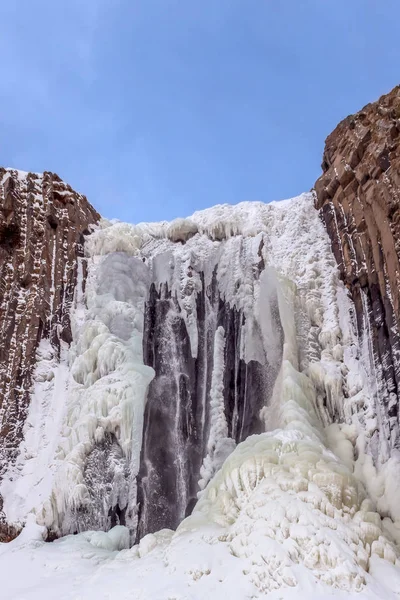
136 272 283 539
315 86 400 461
0 168 99 539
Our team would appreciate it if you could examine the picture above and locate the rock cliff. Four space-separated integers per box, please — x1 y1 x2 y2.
315 85 400 463
0 169 99 539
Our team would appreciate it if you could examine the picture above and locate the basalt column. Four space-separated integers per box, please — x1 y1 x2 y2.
315 85 400 461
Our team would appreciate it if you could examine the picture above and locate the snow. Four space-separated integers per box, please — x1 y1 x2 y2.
1 504 399 600
79 525 130 551
1 167 42 182
1 339 70 524
2 192 400 598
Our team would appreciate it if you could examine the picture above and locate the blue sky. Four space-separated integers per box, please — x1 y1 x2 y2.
0 1 399 223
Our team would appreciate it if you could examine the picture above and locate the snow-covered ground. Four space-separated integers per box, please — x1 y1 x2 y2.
1 193 400 598
1 511 399 600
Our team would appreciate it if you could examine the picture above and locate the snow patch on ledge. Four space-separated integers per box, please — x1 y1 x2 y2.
87 195 304 257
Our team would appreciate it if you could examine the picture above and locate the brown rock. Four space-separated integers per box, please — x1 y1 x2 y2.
315 85 400 460
0 168 99 534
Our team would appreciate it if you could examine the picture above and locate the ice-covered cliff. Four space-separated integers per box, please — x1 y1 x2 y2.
1 86 400 598
1 190 400 598
0 168 99 541
0 193 368 536
315 85 400 470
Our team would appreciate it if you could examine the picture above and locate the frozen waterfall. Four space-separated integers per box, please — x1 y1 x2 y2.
1 193 400 598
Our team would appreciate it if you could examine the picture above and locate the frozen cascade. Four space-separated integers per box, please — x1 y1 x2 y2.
136 240 281 537
176 278 400 594
50 252 156 534
1 192 400 597
1 249 155 535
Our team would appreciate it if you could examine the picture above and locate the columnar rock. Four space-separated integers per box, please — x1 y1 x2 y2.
315 85 400 462
0 168 99 538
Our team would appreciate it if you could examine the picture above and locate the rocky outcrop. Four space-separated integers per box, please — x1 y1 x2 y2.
0 168 99 539
315 85 400 462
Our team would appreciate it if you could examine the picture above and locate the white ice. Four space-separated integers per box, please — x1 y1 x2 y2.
2 192 400 598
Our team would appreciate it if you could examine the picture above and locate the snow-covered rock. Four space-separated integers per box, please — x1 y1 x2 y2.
1 116 400 596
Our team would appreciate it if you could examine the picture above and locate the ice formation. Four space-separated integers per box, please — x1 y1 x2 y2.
180 279 400 593
2 245 155 535
1 192 400 597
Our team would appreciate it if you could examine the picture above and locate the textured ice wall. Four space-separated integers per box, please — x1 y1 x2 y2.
136 206 290 536
2 192 400 554
1 247 154 536
142 264 400 595
50 252 154 534
99 192 400 540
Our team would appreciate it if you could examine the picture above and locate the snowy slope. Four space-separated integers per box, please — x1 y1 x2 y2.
1 193 400 597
